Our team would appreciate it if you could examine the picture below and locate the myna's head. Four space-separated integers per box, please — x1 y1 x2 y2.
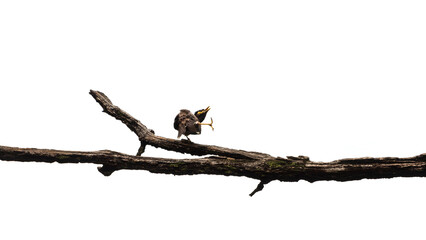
194 106 211 122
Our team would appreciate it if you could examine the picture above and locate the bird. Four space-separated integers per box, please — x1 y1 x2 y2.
174 106 214 141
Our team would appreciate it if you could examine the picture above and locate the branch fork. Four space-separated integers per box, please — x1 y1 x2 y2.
0 90 425 196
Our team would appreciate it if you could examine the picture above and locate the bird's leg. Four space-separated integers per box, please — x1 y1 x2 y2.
196 117 214 131
184 135 192 142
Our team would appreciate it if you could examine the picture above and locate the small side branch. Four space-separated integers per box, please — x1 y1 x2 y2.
136 143 146 156
249 180 271 197
89 90 153 140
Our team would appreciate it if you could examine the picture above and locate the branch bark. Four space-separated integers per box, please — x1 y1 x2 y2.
1 145 425 184
89 90 271 161
1 90 426 196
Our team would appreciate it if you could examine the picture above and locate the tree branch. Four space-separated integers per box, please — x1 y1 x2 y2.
89 90 272 161
1 145 426 183
0 90 426 196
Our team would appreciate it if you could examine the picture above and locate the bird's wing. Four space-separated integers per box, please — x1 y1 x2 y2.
177 118 188 138
188 113 199 122
176 111 199 138
185 116 201 135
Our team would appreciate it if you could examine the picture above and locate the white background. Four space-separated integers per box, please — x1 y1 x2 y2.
1 0 426 239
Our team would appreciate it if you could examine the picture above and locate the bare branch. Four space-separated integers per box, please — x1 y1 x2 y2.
136 143 146 156
89 90 272 160
1 145 426 184
0 90 426 196
249 180 271 197
89 90 153 140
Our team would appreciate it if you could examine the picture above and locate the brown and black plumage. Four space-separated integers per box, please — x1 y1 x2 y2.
174 106 213 141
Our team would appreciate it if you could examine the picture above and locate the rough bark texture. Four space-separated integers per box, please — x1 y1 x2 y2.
89 90 271 160
1 145 426 182
1 90 426 196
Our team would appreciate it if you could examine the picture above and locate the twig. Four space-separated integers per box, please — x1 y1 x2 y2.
249 180 271 197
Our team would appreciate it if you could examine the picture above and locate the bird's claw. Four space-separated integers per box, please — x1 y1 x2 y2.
209 117 214 131
181 138 192 143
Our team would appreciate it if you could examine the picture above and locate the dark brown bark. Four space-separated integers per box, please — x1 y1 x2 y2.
89 90 272 161
1 145 425 182
1 90 426 196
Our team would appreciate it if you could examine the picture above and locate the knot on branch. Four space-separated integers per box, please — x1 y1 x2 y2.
98 164 119 176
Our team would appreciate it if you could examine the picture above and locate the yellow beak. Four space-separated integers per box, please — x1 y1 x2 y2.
203 106 211 113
